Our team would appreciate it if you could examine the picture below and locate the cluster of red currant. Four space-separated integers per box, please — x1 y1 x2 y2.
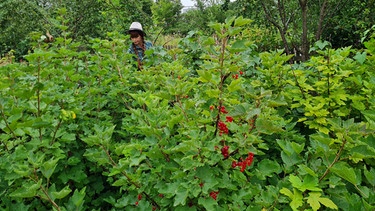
135 194 142 206
232 152 254 172
212 105 233 135
218 121 229 135
209 191 219 200
221 145 230 158
226 116 233 122
232 70 244 79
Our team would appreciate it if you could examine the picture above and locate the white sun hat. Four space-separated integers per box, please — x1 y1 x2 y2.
128 22 146 36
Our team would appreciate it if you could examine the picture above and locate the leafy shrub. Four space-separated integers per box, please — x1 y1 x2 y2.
0 16 374 211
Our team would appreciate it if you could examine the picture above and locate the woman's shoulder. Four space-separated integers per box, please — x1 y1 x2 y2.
145 41 153 48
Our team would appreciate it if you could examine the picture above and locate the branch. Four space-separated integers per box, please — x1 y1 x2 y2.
0 109 17 140
100 145 160 209
319 137 347 182
50 119 62 146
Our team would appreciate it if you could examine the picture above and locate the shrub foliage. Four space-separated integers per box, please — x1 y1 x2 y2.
1 17 375 210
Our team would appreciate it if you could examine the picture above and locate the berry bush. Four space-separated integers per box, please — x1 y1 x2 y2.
1 16 375 210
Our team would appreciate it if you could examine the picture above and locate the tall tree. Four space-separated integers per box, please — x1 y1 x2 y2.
260 0 298 57
152 0 183 34
258 0 366 61
0 0 48 57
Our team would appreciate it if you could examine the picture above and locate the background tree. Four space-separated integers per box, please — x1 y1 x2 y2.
251 0 374 61
176 0 237 36
319 0 375 48
151 0 183 36
0 0 154 59
0 0 48 58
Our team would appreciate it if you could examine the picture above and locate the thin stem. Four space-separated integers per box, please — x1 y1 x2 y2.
100 145 160 209
214 33 230 137
40 184 60 211
176 96 189 122
37 57 42 141
291 68 306 99
0 109 17 140
30 172 60 211
319 137 347 182
50 119 62 145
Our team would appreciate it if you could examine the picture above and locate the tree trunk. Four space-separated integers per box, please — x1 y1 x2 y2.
261 1 291 56
315 0 328 40
299 0 309 61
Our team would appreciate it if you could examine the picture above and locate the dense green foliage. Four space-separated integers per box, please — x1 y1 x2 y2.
1 0 374 61
1 16 375 210
0 0 154 58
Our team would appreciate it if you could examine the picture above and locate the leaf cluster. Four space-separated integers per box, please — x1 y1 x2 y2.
1 16 375 210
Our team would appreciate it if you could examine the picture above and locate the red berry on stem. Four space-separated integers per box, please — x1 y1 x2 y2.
221 145 229 158
209 191 219 200
226 116 233 122
219 106 228 114
218 121 229 134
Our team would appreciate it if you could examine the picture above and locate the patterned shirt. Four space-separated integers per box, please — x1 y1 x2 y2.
128 41 153 61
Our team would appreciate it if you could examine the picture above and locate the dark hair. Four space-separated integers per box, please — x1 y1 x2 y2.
129 30 145 37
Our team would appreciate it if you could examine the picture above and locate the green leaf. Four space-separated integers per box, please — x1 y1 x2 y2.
330 162 359 185
196 69 213 83
300 175 321 191
40 158 60 179
364 167 375 186
298 164 318 177
306 192 321 211
31 118 52 128
129 154 146 167
227 77 242 92
290 189 303 211
289 175 303 189
230 103 249 116
198 197 217 210
256 159 282 180
314 40 331 50
306 191 338 210
354 51 367 64
234 16 252 27
10 180 42 198
362 110 375 122
195 167 219 192
280 188 303 211
225 16 236 27
230 40 248 53
256 117 283 135
71 187 86 207
51 185 72 199
289 175 321 192
318 197 338 210
208 22 222 33
350 144 375 160
173 186 189 206
280 188 293 198
112 177 128 187
281 151 303 169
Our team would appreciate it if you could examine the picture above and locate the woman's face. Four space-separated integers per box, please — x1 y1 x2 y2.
130 32 143 46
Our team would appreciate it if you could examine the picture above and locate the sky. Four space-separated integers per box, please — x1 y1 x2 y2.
181 0 195 7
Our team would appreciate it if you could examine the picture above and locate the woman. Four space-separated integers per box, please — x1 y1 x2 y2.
127 22 152 70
